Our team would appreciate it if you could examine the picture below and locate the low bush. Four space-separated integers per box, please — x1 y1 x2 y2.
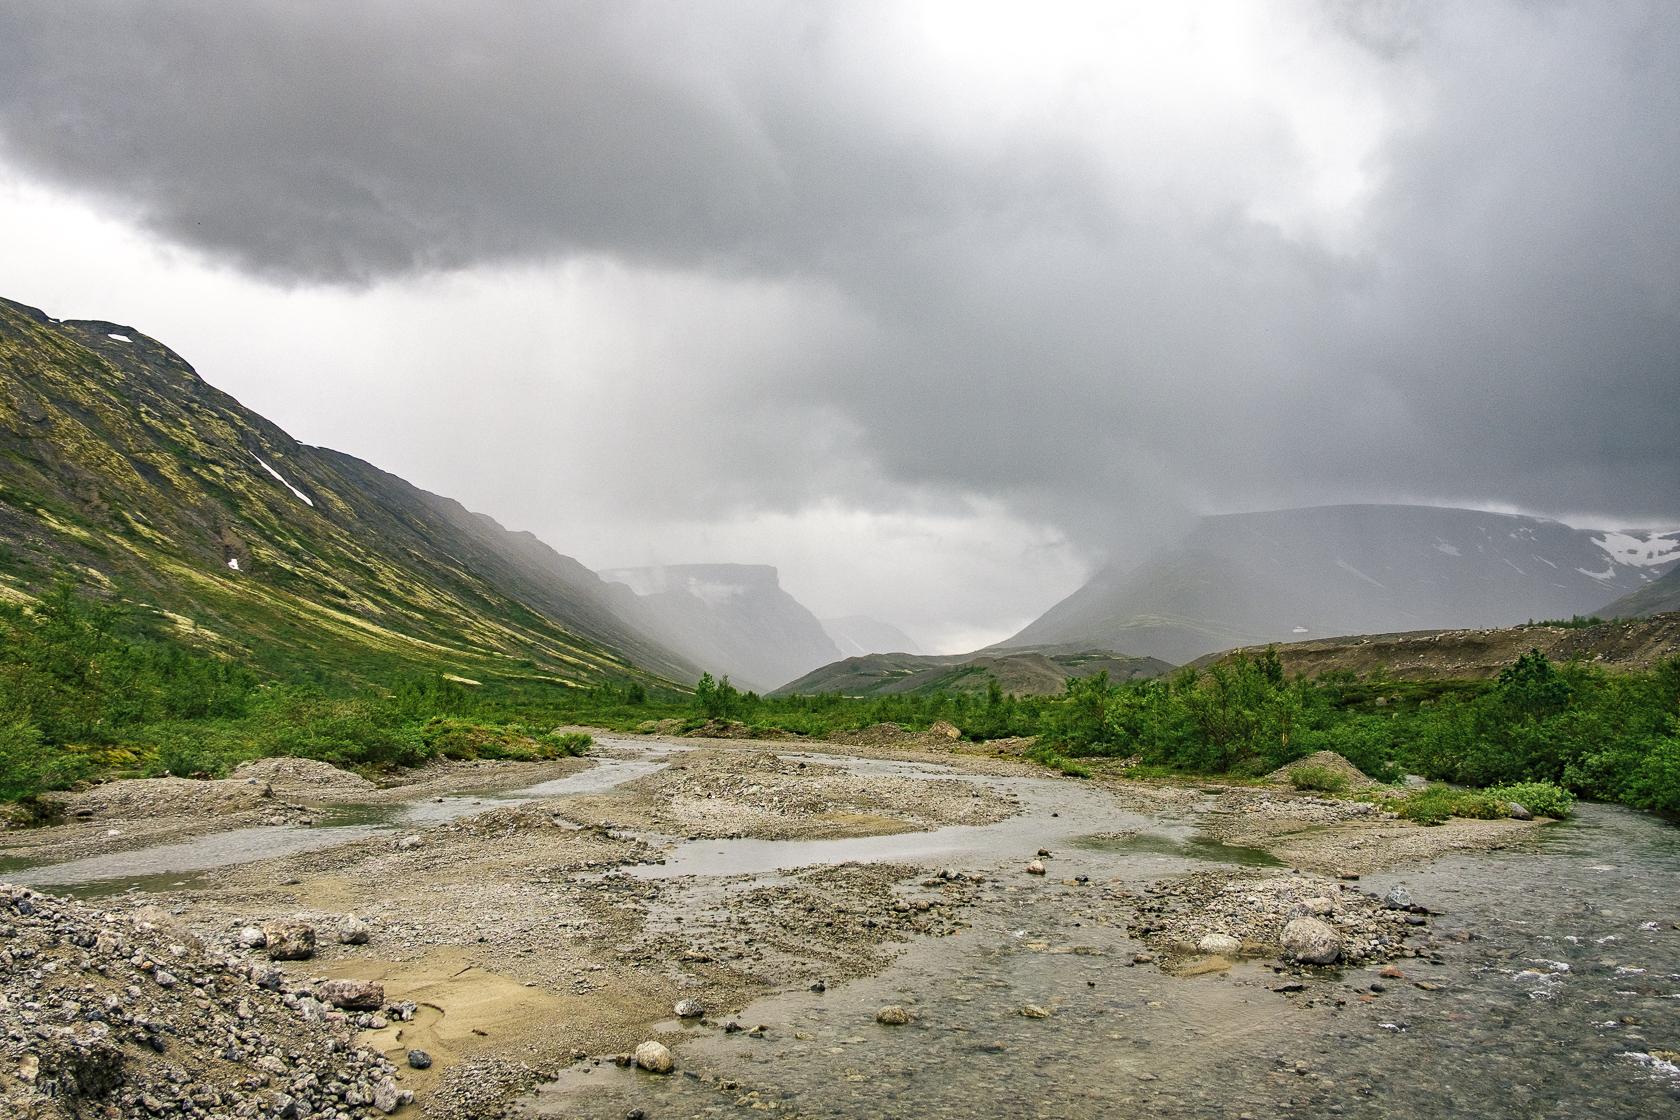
1485 780 1575 819
1393 785 1508 826
1287 765 1348 793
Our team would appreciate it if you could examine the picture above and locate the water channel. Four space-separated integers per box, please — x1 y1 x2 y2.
3 741 1676 1118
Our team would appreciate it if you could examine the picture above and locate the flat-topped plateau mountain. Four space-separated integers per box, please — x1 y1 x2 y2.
772 648 1175 698
998 504 1680 665
0 297 698 689
1188 611 1680 682
596 563 840 693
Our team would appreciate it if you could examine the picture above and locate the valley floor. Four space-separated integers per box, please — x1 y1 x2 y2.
0 734 1555 1120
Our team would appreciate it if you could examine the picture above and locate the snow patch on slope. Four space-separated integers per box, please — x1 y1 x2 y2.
252 455 314 506
1592 531 1680 569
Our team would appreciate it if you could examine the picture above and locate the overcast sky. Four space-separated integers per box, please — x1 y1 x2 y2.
1 1 1675 652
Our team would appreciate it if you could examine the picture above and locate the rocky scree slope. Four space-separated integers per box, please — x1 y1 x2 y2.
0 884 414 1120
0 297 698 688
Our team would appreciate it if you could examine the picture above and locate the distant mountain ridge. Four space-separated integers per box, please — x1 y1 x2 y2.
821 615 921 658
597 563 840 693
0 296 700 688
997 504 1680 665
772 649 1174 698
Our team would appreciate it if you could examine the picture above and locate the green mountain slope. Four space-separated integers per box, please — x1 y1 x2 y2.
1598 565 1680 618
771 648 1174 698
0 297 698 689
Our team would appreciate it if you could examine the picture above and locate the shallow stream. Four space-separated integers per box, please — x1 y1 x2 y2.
4 742 1677 1117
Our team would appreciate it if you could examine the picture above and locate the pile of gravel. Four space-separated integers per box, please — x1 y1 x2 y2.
1265 751 1377 788
0 884 415 1120
1123 869 1437 967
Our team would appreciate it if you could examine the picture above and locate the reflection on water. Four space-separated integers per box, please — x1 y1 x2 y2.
531 801 1680 1119
1070 830 1286 867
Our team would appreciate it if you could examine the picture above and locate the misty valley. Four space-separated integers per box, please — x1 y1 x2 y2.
0 297 1677 1120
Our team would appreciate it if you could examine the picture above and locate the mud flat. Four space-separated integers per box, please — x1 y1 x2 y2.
4 736 1673 1120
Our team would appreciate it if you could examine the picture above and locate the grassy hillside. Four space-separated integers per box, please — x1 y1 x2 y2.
1599 565 1680 618
0 297 698 693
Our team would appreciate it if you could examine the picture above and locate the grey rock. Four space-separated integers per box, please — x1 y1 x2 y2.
337 915 371 944
1506 802 1533 821
373 1076 400 1113
1197 934 1242 956
406 1050 432 1070
1383 886 1413 910
152 969 177 988
237 926 268 949
674 998 704 1018
1281 917 1342 965
1026 861 1046 875
876 1005 910 1025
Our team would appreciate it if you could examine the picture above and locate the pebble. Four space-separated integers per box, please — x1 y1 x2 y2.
1383 886 1414 910
1026 861 1047 875
1379 965 1406 979
876 1005 910 1025
674 998 705 1018
338 913 372 944
408 1049 433 1069
1020 1005 1051 1019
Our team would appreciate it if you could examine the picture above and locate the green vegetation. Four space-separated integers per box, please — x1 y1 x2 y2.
1287 765 1348 793
1522 615 1612 629
2 583 1674 829
1030 646 1677 816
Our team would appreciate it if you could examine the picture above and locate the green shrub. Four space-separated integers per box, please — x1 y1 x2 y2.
554 732 594 754
1485 780 1575 819
1288 765 1348 793
1394 785 1508 826
0 719 88 799
1026 742 1092 777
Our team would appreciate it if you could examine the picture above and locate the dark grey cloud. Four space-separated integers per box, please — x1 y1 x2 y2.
1 0 1676 579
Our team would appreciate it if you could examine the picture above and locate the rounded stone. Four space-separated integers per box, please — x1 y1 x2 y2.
876 1005 910 1025
406 1049 432 1070
1026 860 1046 875
1197 933 1242 956
674 998 704 1018
1281 916 1342 965
633 1040 673 1073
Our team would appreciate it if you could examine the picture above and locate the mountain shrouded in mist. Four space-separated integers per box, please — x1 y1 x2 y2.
596 564 841 693
998 505 1680 665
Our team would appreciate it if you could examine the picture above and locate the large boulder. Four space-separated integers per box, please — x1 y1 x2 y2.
1281 917 1341 965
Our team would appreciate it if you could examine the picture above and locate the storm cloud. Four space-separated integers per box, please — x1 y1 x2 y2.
0 1 1675 647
